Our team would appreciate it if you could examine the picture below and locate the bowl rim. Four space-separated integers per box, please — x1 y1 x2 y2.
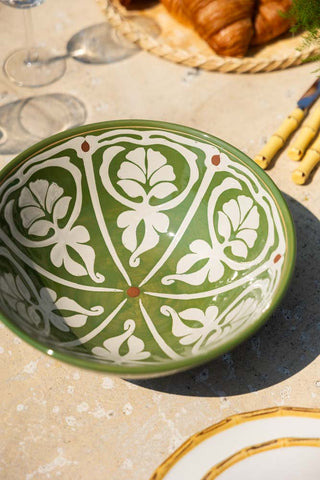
0 119 296 377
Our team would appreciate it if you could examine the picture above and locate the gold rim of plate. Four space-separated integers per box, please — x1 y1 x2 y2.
98 0 320 73
202 437 320 479
150 406 320 479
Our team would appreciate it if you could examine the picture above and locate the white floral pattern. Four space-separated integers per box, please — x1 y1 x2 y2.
162 293 262 354
163 239 225 286
116 148 177 267
161 305 221 353
117 147 177 201
217 195 260 258
19 180 70 236
0 271 104 335
99 140 199 271
92 319 150 364
0 128 288 367
18 179 100 279
162 194 260 286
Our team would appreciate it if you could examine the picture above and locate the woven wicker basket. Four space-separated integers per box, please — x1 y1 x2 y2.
98 0 320 73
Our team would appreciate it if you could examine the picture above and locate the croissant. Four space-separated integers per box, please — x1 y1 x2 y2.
161 0 191 24
252 0 293 45
160 0 293 57
167 0 256 57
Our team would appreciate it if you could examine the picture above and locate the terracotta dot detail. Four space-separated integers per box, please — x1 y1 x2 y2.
211 155 221 166
81 140 90 152
127 287 140 298
274 254 281 263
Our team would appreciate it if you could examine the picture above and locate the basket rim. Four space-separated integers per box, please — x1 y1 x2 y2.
99 0 320 73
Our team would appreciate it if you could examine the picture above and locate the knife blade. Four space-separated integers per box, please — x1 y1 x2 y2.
254 79 320 169
297 79 320 109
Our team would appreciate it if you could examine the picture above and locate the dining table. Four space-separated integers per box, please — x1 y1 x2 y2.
0 0 319 479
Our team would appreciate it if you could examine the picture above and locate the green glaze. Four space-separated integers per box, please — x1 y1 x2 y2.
0 120 296 377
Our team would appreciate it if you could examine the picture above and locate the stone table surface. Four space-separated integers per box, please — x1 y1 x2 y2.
0 1 319 479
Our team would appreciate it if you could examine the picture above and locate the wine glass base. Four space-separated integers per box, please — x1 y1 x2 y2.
0 94 87 155
3 47 66 88
19 94 87 137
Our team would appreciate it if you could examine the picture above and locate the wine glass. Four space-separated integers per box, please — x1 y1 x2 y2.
1 0 66 87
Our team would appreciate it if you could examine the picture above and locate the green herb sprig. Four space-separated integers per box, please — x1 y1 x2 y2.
289 0 320 55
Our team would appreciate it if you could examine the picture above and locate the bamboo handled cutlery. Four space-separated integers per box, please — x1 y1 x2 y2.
254 79 320 184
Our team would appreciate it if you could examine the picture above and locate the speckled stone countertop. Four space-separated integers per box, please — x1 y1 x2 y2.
0 1 319 479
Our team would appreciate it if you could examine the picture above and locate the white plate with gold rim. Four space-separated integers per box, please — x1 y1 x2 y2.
150 407 320 480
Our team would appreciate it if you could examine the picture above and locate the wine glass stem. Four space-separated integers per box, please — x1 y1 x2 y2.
23 8 37 64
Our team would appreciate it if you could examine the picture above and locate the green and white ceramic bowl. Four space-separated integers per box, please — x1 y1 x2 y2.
0 120 295 377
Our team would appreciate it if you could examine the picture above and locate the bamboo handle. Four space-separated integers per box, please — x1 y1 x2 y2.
254 108 305 169
292 134 320 184
287 105 320 161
